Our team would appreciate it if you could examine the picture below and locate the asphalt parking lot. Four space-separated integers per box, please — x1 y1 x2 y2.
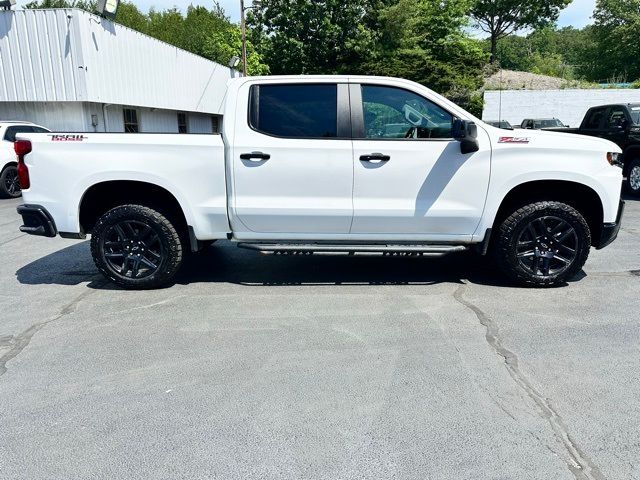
1 197 639 480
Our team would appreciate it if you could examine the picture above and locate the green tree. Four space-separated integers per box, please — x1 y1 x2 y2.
248 0 379 74
590 0 640 82
24 0 94 9
114 2 149 35
363 0 488 110
203 22 269 75
472 0 571 62
146 8 185 48
492 27 598 81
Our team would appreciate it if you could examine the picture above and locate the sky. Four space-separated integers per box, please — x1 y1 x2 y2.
16 0 597 29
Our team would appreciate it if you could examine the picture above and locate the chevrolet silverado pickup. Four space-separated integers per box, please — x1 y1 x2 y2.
547 103 640 196
15 76 625 289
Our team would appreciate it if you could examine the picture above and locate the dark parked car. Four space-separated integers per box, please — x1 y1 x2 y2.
546 104 640 196
485 120 514 130
520 118 568 130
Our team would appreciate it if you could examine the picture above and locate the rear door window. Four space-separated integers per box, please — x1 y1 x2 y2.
249 84 338 138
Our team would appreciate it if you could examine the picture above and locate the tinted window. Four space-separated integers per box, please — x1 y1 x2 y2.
211 116 220 133
4 126 34 142
630 106 640 125
250 84 337 138
177 113 188 134
585 108 606 129
361 85 452 139
32 127 49 133
123 108 139 133
607 107 627 128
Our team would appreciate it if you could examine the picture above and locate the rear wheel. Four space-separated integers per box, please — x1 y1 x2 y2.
626 158 640 197
0 165 21 199
494 201 591 287
90 205 183 289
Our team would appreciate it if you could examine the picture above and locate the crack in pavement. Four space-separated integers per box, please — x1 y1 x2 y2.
453 283 605 480
0 285 102 377
0 233 27 247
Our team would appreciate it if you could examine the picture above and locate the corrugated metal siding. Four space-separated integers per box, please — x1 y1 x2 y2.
187 113 213 133
0 9 237 114
0 101 87 130
483 89 640 128
140 109 178 133
78 13 234 114
0 10 84 102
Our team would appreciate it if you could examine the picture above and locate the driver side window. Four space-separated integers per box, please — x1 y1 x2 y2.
361 85 453 140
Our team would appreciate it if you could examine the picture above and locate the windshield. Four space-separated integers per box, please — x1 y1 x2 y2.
535 119 564 128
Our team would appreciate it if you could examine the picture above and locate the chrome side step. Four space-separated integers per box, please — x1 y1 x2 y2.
237 243 468 256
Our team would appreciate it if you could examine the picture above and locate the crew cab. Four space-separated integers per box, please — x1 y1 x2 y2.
14 76 624 289
0 121 50 198
547 103 640 196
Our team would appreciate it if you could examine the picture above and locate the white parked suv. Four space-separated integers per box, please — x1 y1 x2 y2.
13 76 625 288
0 122 50 198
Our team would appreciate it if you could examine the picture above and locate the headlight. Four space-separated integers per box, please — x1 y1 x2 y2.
607 152 623 167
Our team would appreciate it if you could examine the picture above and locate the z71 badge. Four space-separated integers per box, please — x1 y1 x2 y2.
49 134 88 142
498 136 530 144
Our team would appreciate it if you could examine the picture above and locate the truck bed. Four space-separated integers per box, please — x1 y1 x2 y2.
16 133 230 240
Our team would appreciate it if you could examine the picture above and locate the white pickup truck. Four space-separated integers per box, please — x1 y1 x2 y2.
15 76 625 289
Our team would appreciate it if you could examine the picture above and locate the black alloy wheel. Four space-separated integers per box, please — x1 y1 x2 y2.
494 201 591 287
515 216 578 277
90 205 183 289
0 166 21 198
102 220 164 279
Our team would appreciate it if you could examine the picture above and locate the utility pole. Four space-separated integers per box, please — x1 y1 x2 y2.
240 0 260 77
240 0 247 76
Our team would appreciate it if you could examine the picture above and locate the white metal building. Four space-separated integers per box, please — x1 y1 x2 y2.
0 8 239 133
483 89 640 128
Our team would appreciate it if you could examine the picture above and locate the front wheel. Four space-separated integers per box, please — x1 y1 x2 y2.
626 158 640 197
493 201 591 287
0 165 22 199
90 205 183 289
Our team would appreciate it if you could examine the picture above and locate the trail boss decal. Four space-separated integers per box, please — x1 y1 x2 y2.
498 136 530 144
49 134 88 142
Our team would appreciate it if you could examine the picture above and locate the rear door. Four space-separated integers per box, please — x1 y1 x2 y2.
603 105 630 148
349 82 491 238
230 81 353 235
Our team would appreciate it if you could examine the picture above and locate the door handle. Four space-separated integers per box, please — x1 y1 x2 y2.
240 151 271 161
360 153 390 162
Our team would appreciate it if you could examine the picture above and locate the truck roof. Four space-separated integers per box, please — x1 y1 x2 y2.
586 103 640 109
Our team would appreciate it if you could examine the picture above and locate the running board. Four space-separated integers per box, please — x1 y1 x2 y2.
237 243 468 256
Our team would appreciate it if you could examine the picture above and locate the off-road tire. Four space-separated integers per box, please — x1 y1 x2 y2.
625 158 640 197
90 205 183 289
493 201 591 287
0 165 21 199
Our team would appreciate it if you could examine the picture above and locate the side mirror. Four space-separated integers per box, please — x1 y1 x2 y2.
453 119 479 154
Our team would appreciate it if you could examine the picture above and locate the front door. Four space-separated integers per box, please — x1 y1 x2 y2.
350 83 491 238
230 82 353 236
604 106 630 148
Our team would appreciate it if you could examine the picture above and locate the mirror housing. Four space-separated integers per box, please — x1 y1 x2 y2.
453 119 479 154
